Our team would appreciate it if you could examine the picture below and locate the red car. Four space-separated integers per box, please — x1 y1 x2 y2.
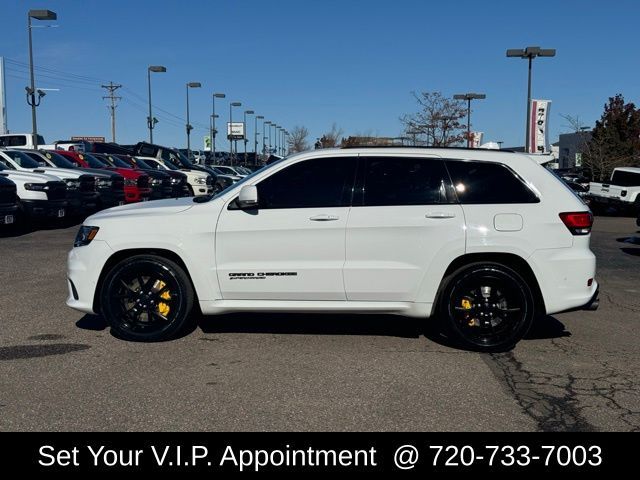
55 150 151 203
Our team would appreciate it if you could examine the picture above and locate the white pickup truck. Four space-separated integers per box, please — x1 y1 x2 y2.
588 167 640 213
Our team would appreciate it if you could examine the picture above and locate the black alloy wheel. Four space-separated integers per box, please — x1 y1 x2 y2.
100 255 194 341
439 262 535 351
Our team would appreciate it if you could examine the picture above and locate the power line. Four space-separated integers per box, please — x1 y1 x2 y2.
101 82 122 142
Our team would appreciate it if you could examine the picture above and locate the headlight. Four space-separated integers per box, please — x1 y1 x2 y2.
151 178 162 185
74 226 100 247
170 177 180 184
194 177 207 185
24 183 47 191
64 179 80 190
124 178 137 187
96 178 112 188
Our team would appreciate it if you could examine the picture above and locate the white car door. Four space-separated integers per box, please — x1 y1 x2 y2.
216 155 357 300
344 155 465 302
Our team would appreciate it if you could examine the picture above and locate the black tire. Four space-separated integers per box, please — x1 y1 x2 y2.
438 262 535 352
100 254 195 342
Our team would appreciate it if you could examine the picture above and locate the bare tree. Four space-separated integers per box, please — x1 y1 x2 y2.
400 91 467 146
319 123 344 148
287 126 310 153
582 133 631 182
560 113 587 133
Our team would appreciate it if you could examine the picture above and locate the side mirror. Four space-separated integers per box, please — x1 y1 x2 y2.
237 185 258 209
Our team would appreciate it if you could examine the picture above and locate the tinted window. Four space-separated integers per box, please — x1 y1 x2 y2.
42 150 76 168
257 157 356 209
610 170 640 187
361 157 452 206
2 150 41 168
445 160 539 204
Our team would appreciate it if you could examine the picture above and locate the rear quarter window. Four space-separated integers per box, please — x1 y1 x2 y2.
445 159 539 204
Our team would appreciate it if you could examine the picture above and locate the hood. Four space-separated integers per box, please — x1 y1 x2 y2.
88 196 196 221
79 168 122 179
30 167 82 180
0 170 62 183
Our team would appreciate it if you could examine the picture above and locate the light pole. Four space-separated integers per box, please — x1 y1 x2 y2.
243 110 254 164
229 102 241 165
185 82 201 157
147 65 166 143
27 9 57 149
284 131 289 155
211 93 225 162
254 115 264 164
209 114 219 164
453 93 486 147
263 121 271 159
273 124 279 155
506 46 556 151
266 121 273 155
280 128 285 155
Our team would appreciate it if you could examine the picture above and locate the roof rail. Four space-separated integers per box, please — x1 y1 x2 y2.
340 145 517 153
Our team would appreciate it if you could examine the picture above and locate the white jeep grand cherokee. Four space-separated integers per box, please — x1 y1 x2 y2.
67 147 598 350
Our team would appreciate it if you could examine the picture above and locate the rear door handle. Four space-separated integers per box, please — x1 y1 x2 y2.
425 212 456 219
309 214 340 221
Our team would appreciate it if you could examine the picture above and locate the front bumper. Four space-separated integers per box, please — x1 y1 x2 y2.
124 186 152 203
0 204 18 225
21 199 68 219
66 239 114 314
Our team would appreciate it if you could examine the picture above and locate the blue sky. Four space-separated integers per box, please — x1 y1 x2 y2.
1 0 638 150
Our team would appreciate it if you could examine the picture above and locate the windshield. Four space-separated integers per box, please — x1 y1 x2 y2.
0 160 8 170
105 155 132 169
82 153 109 169
2 150 41 169
41 150 76 168
169 149 195 168
215 166 235 175
125 157 153 169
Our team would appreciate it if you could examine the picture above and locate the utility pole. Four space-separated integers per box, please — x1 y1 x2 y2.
101 81 122 142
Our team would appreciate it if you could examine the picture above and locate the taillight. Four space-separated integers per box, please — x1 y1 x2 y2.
559 212 593 235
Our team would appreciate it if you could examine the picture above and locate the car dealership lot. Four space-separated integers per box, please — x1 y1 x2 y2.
0 216 638 432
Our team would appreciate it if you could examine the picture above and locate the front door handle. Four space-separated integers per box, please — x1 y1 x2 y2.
425 212 456 219
310 214 340 221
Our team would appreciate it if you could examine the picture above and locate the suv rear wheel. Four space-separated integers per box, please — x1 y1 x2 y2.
100 255 195 341
438 262 535 351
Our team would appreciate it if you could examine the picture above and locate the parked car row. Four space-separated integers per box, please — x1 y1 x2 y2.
0 143 222 230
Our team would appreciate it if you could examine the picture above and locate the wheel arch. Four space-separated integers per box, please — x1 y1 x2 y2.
430 252 546 317
93 248 199 314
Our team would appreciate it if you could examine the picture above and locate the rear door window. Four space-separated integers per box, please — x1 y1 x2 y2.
359 156 453 206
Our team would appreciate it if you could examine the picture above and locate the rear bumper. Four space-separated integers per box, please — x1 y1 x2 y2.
528 244 597 315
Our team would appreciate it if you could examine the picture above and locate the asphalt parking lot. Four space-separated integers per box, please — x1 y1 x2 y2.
0 216 638 432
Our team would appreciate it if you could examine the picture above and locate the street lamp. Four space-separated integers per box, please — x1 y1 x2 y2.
453 93 486 147
27 9 57 149
147 65 166 143
273 124 279 155
506 46 556 151
209 114 219 164
229 102 241 165
254 115 264 164
185 82 201 157
243 110 254 164
211 93 225 162
263 121 271 158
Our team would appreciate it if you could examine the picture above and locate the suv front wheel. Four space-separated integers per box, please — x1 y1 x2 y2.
438 262 535 351
100 255 195 341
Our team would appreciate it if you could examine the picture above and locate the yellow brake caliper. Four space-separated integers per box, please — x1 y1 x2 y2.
153 280 171 317
461 298 477 327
